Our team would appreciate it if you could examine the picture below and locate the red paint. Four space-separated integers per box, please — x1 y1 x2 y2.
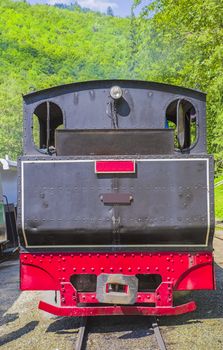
95 160 135 173
39 300 196 317
20 251 214 317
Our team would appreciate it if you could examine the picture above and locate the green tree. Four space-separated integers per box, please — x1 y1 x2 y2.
133 0 223 175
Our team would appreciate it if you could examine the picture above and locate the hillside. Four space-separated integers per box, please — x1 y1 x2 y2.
0 0 131 158
0 0 222 218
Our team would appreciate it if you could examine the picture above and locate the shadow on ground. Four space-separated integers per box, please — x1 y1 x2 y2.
0 321 39 346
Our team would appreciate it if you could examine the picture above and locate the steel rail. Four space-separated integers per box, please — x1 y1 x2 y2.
152 317 167 350
74 317 87 350
73 316 167 350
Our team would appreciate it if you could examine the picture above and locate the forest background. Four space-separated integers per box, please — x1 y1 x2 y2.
0 0 222 219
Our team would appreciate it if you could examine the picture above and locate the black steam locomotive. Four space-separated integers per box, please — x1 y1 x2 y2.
19 80 215 316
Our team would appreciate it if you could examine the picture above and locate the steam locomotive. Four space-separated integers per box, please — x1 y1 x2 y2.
18 80 215 316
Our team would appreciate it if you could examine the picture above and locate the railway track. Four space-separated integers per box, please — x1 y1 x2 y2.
74 316 167 350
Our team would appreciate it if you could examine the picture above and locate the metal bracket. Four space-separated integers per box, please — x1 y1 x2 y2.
96 274 138 304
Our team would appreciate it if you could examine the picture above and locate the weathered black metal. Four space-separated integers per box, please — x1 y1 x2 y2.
17 80 214 252
55 129 174 156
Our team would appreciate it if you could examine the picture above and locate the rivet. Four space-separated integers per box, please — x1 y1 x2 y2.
40 259 43 263
146 267 150 271
171 269 174 272
106 254 109 258
80 254 83 257
73 267 76 271
24 255 27 259
140 253 144 257
97 254 100 257
50 254 53 258
88 254 92 257
114 254 117 257
91 295 95 299
82 296 85 300
166 257 170 261
123 253 126 257
71 254 74 257
62 258 65 261
155 267 159 271
82 267 85 271
119 267 123 271
147 295 150 299
62 268 66 271
167 277 170 281
110 267 113 271
131 253 135 257
167 267 170 271
188 254 191 257
91 267 95 271
137 267 141 271
180 259 183 263
101 267 104 271
128 267 132 271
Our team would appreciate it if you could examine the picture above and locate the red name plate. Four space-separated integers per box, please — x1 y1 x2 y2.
95 160 135 174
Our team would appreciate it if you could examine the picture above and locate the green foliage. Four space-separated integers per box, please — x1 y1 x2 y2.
133 0 223 176
0 0 131 159
0 0 222 190
215 176 223 221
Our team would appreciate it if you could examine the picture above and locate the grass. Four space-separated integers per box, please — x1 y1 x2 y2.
215 175 223 221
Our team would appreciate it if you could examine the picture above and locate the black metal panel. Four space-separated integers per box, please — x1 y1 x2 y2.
20 157 211 247
23 80 207 156
55 129 174 156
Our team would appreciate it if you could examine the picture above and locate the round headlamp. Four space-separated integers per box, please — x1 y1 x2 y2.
110 86 123 100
